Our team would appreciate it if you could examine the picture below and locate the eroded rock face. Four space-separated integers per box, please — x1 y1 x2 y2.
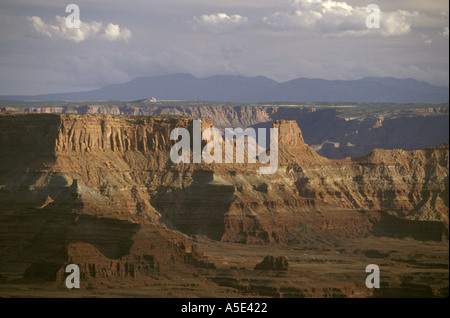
0 114 216 282
254 256 289 271
0 113 448 282
4 104 448 159
273 120 304 147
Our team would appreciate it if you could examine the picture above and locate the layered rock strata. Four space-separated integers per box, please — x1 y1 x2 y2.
0 113 448 281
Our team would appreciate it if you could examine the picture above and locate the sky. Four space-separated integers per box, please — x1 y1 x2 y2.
0 0 448 95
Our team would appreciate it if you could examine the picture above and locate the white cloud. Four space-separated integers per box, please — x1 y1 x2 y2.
381 10 419 36
103 23 132 42
263 10 323 30
192 13 248 32
291 0 353 16
28 15 131 42
263 0 420 37
441 26 449 37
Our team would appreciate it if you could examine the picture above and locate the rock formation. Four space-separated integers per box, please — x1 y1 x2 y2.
3 104 448 159
0 113 448 286
254 256 289 271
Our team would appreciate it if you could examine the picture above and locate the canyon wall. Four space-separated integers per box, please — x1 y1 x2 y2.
0 113 448 283
0 114 447 248
4 104 448 159
0 114 216 282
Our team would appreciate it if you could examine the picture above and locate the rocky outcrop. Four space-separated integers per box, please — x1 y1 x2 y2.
0 114 218 283
254 256 289 271
3 103 448 159
55 114 192 153
0 114 448 254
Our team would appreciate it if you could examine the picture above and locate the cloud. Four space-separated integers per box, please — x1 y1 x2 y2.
103 23 132 41
191 13 248 32
441 26 449 37
28 15 131 42
263 10 322 30
381 10 419 36
291 0 353 16
263 0 420 37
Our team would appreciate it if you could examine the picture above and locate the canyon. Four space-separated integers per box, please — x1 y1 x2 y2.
0 112 448 297
2 102 448 159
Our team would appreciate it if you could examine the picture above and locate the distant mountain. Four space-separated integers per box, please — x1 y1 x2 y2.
244 77 449 104
1 73 448 103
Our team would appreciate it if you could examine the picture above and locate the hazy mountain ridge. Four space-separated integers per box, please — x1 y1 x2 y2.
1 74 448 103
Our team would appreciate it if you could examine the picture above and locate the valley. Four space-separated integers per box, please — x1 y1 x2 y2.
0 110 448 298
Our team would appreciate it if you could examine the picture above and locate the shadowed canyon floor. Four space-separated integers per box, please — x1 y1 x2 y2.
0 113 448 298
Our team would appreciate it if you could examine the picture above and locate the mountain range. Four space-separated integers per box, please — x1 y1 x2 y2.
1 73 448 103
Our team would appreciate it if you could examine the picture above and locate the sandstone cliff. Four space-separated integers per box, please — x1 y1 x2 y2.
0 114 215 283
4 103 448 159
0 113 448 282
